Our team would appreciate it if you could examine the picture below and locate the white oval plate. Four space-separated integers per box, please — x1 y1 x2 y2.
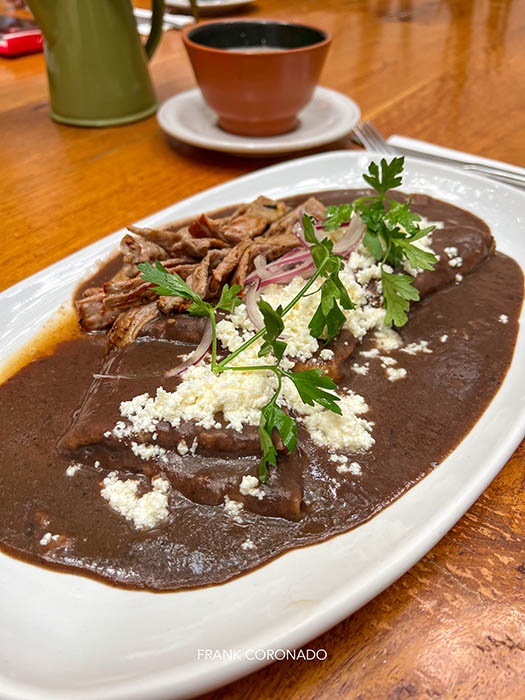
157 87 361 155
0 151 523 700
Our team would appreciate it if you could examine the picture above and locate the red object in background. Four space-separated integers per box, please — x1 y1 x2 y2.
0 16 43 56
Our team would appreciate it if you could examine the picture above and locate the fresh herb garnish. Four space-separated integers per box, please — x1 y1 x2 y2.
325 156 438 327
258 374 297 482
139 157 434 480
139 217 345 482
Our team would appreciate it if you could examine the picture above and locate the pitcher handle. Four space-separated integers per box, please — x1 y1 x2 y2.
144 0 165 60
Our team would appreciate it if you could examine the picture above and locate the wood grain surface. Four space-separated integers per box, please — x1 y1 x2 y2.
1 1 524 698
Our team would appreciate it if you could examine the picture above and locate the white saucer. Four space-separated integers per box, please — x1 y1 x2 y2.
167 0 256 15
157 87 361 156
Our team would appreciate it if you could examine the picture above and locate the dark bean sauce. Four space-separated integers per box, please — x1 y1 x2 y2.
0 191 522 590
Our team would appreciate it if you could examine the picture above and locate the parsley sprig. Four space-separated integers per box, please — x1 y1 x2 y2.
138 157 434 481
139 223 346 482
326 157 438 326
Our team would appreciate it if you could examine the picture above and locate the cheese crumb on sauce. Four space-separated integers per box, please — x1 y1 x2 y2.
131 442 167 461
177 440 189 456
319 348 334 361
401 340 432 355
499 314 509 324
455 273 463 283
440 334 448 343
66 463 82 477
100 473 170 530
386 367 407 382
374 327 403 351
224 496 244 523
39 532 60 546
241 538 256 551
240 475 265 500
444 246 463 268
337 461 362 475
351 362 369 376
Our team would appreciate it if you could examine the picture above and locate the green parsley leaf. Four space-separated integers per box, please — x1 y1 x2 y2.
363 157 405 197
384 200 421 234
308 269 354 343
216 283 242 313
381 270 420 327
323 203 353 231
258 401 297 482
258 299 287 362
138 261 212 316
363 228 384 261
283 369 342 415
394 239 438 271
301 213 318 245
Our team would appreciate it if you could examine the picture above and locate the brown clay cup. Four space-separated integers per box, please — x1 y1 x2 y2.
182 19 331 137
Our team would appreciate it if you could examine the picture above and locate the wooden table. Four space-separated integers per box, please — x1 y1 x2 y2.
1 1 524 697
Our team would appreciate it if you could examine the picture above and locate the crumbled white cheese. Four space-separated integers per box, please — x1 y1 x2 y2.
401 340 432 355
455 273 463 283
440 334 448 343
337 461 362 475
241 538 256 551
117 264 383 454
66 463 82 477
100 473 170 530
374 327 403 351
386 367 407 382
329 453 348 464
351 362 369 376
177 440 189 456
499 314 509 324
239 475 265 500
39 532 60 546
94 460 100 469
448 256 463 268
444 246 458 257
224 496 244 523
113 421 131 440
319 348 334 361
360 348 380 359
299 392 374 452
380 356 397 367
131 442 167 461
119 394 159 434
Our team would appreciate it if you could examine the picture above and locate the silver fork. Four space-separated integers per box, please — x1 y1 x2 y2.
353 121 525 189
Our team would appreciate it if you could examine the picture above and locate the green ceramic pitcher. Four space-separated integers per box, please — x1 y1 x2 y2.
26 0 165 127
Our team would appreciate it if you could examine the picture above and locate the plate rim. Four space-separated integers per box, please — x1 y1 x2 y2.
0 150 523 700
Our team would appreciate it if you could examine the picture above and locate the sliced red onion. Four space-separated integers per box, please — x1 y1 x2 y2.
268 248 312 267
245 248 313 285
244 214 365 289
292 216 310 249
333 214 366 255
245 282 265 329
165 318 213 377
253 254 273 281
259 260 315 287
